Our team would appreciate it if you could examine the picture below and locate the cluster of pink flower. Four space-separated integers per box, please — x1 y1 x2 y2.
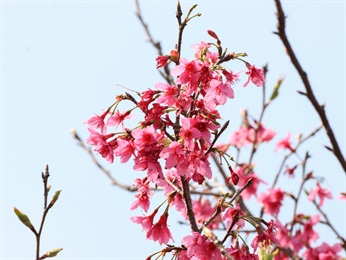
85 29 343 259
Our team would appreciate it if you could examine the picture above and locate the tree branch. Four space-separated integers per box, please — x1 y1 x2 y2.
273 0 346 173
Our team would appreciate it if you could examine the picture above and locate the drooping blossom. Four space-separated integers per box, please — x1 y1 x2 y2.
86 129 116 163
146 213 174 245
251 219 280 251
222 204 245 230
159 141 185 169
155 55 169 69
85 109 109 134
107 110 134 130
130 177 153 212
181 232 222 260
302 242 343 260
243 63 265 87
308 183 333 206
284 164 298 178
130 208 158 232
131 125 163 150
234 164 266 200
275 133 295 152
257 188 285 217
154 82 179 107
179 117 201 151
299 214 320 245
113 137 135 163
193 198 221 229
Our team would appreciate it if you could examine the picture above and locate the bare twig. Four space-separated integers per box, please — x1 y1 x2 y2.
274 0 346 173
134 0 173 85
71 129 136 191
305 190 346 251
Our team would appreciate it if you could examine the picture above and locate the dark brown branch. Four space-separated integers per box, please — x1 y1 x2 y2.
181 177 199 232
274 0 346 173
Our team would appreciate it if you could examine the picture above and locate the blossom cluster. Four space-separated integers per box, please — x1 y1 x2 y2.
85 26 343 259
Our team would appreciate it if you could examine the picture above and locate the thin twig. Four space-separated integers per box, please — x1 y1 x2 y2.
274 0 346 173
71 129 136 191
134 0 173 85
305 190 346 251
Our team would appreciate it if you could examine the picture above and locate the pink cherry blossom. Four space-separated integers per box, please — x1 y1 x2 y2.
251 219 280 251
308 183 333 206
130 208 158 232
86 129 116 163
300 214 320 245
107 110 133 130
85 109 109 134
131 125 163 150
204 79 234 109
113 138 135 163
275 133 295 152
154 82 179 107
159 141 185 169
146 213 174 245
222 204 245 230
234 164 266 200
182 232 222 260
179 117 201 151
257 188 285 217
171 58 201 95
243 63 265 87
302 242 343 260
155 55 169 69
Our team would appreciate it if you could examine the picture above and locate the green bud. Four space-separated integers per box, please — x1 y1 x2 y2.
14 207 35 232
41 248 63 259
269 77 284 101
47 190 62 209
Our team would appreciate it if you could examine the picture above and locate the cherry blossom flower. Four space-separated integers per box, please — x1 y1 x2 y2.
160 141 185 169
275 133 295 152
179 117 201 151
154 82 179 107
146 213 174 245
107 110 133 130
302 242 343 260
300 214 320 245
308 183 333 206
243 63 265 87
257 188 285 217
234 164 266 200
85 109 109 134
130 208 158 232
113 138 135 163
86 129 116 163
131 125 163 150
155 55 169 69
222 204 245 230
130 191 151 212
181 232 222 260
251 219 280 251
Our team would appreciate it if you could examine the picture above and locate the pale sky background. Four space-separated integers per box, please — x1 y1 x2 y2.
1 0 345 259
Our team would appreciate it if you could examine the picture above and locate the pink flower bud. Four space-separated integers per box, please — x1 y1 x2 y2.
207 30 219 40
169 49 180 63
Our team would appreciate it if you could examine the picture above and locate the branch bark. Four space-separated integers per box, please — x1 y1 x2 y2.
273 0 346 173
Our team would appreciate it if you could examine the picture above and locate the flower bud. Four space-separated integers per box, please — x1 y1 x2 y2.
169 50 180 63
207 30 219 40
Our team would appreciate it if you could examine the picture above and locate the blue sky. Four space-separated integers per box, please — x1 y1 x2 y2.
1 0 345 259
